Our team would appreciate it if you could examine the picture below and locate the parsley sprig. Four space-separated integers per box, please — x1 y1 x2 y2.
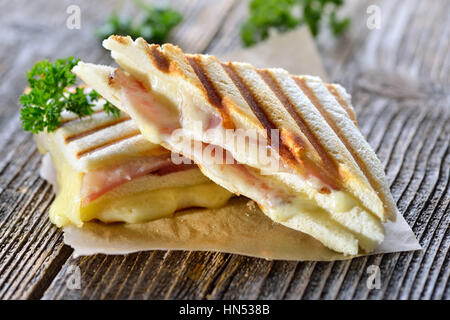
95 0 182 44
241 0 351 47
20 57 120 134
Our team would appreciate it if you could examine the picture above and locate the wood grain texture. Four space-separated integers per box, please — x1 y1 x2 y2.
0 0 448 300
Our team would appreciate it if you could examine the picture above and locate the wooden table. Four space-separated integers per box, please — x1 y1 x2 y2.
0 0 448 300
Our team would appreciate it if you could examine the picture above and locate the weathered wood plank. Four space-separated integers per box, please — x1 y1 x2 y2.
206 0 249 54
0 129 73 300
282 262 317 299
257 260 298 300
169 0 238 53
164 252 232 300
209 256 273 300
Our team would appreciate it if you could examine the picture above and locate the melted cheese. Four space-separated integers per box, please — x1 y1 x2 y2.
49 155 232 227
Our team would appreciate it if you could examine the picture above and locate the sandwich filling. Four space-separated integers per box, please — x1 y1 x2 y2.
37 102 233 227
80 152 196 206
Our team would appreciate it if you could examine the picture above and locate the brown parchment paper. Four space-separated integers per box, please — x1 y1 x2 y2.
57 27 420 260
63 196 421 260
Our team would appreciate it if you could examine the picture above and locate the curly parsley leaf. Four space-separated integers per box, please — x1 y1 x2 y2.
103 101 121 118
95 0 182 44
19 57 120 134
241 0 350 47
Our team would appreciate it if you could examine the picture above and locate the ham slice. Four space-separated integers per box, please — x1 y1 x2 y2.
112 69 180 135
112 71 304 209
80 153 193 206
114 70 333 198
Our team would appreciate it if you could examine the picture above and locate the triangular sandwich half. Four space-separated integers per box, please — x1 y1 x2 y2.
73 36 398 255
36 91 232 227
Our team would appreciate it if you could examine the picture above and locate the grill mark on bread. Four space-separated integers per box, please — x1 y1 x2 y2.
111 35 131 45
221 63 277 134
294 76 387 210
187 56 234 129
147 45 170 72
258 69 340 182
76 130 141 158
59 109 109 126
220 62 306 170
326 84 358 126
65 116 132 143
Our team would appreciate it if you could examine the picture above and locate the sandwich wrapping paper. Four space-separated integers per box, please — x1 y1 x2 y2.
45 27 420 260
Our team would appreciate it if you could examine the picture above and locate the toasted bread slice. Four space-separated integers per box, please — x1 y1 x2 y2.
36 101 163 171
73 36 398 254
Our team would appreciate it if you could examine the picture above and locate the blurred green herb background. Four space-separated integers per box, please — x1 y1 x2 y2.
95 0 182 44
96 0 349 48
241 0 350 47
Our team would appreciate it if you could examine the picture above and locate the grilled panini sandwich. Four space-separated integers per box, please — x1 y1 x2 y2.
36 95 232 227
73 36 398 255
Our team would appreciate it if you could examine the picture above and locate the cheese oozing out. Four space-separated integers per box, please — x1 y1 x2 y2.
46 153 232 227
36 114 233 228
